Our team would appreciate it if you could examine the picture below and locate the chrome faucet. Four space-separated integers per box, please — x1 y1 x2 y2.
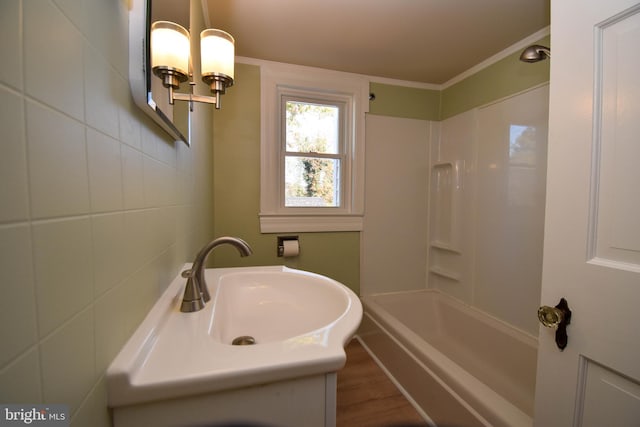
180 236 253 312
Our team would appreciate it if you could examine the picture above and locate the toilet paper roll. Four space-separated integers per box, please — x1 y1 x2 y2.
282 240 300 257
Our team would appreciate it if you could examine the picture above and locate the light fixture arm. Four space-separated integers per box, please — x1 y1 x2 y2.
169 73 233 110
172 85 219 111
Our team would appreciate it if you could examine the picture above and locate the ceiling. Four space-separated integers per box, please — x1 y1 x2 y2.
202 0 550 85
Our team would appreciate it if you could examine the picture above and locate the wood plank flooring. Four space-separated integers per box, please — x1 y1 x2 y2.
337 339 428 427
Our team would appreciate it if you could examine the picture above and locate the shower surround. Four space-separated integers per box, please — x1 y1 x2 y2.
361 84 549 424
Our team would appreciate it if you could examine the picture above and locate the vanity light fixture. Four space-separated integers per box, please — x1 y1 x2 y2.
150 21 235 110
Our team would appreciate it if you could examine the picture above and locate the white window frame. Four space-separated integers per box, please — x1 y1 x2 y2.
260 62 368 233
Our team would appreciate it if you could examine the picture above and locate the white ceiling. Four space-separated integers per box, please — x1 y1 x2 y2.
202 0 550 85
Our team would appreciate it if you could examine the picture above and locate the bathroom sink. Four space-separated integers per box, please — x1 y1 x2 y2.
211 269 350 345
106 265 362 407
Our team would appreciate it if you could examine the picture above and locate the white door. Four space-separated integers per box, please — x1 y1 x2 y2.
534 0 640 425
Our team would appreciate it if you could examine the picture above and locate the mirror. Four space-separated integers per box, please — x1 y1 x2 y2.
129 0 190 145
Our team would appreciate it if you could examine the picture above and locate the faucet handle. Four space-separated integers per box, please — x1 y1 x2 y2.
181 269 193 278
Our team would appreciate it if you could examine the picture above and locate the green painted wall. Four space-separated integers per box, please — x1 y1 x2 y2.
441 35 550 119
369 36 550 121
212 63 361 293
368 83 440 120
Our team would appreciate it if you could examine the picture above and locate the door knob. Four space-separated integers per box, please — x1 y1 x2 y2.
538 298 571 351
538 305 564 328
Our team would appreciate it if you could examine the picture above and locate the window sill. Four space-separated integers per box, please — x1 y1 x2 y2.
259 214 363 233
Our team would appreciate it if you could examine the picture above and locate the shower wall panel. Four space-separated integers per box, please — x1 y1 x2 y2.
361 115 431 295
428 85 549 335
428 110 478 303
474 85 549 334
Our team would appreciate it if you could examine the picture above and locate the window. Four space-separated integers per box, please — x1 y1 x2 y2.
283 97 343 208
260 63 368 232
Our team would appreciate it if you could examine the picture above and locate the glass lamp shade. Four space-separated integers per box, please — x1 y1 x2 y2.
200 29 235 81
150 21 190 76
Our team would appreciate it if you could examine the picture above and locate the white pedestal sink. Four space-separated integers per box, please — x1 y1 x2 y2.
106 265 362 427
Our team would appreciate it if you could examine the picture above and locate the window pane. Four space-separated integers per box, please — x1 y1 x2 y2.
285 156 340 207
285 101 339 154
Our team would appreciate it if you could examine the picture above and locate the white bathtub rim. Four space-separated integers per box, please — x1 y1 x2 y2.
362 297 533 427
363 288 538 412
361 310 532 427
362 288 539 346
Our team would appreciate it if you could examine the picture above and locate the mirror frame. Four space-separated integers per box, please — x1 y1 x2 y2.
129 0 190 146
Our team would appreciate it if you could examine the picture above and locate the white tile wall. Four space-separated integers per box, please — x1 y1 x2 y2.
0 0 22 90
86 129 123 212
23 0 85 121
0 225 37 366
0 87 29 223
40 308 95 413
94 274 143 374
84 45 120 139
117 86 143 150
0 349 42 403
70 378 110 427
91 213 127 297
26 100 91 218
121 144 145 210
0 0 215 425
32 217 94 337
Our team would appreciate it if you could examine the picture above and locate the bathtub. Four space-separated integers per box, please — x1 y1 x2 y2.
357 290 537 427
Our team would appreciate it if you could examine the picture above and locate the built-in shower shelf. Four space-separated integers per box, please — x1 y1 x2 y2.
430 240 461 254
429 266 461 281
430 160 464 252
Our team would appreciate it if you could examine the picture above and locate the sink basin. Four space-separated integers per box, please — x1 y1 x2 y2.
211 269 351 345
106 265 362 408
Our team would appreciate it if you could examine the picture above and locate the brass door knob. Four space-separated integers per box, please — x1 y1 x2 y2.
538 298 571 351
538 305 565 328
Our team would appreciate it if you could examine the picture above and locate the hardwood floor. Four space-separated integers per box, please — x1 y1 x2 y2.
337 339 428 427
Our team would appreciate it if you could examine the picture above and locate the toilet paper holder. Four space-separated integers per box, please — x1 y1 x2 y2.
277 235 299 257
